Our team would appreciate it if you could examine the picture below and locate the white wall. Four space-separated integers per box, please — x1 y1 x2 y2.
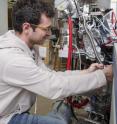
96 0 111 9
111 2 117 15
0 0 8 35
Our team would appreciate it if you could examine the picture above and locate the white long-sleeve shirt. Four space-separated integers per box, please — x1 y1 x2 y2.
0 30 106 124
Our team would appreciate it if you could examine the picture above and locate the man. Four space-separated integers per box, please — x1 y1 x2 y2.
0 0 112 124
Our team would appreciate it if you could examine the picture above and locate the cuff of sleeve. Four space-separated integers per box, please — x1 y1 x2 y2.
94 70 107 88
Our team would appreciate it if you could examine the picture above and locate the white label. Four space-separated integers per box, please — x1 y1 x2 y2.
39 46 47 58
59 46 68 58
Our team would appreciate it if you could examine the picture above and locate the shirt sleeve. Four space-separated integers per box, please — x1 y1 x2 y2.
3 55 107 100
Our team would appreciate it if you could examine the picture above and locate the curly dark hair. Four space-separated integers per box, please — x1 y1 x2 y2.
12 0 55 33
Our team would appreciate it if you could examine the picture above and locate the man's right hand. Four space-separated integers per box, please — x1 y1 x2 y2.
102 65 113 82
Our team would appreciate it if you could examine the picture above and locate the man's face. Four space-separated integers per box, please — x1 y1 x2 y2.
22 14 52 47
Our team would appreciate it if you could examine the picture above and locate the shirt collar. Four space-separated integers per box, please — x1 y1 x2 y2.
8 30 33 57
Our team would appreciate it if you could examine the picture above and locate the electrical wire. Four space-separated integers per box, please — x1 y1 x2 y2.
103 9 113 19
72 0 80 15
67 16 73 70
93 16 110 33
83 16 102 63
72 44 82 70
74 51 95 60
111 11 117 36
34 96 37 114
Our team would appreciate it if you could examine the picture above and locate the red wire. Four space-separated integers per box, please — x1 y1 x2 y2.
67 97 89 109
112 11 114 24
66 17 89 109
67 17 73 70
112 11 117 36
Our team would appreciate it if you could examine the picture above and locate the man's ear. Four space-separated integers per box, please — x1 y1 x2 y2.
22 23 31 35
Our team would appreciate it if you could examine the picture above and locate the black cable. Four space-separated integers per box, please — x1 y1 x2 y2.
70 104 79 121
73 0 80 15
55 100 64 112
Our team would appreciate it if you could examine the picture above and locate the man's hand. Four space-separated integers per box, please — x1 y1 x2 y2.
88 63 104 73
80 63 104 74
102 65 113 82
